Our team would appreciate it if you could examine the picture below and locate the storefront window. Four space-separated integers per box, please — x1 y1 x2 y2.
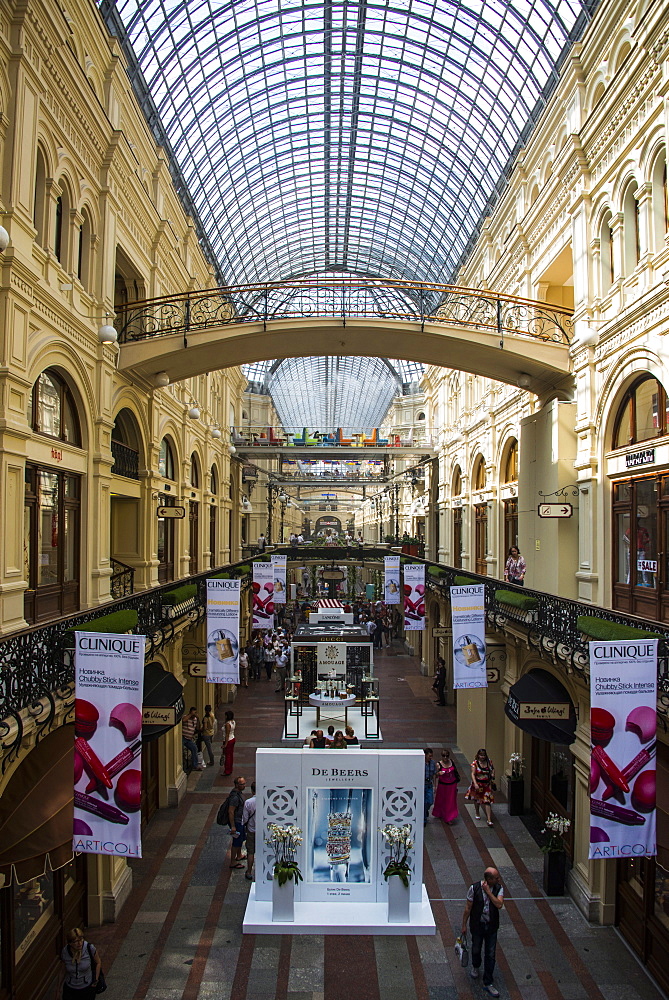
634 480 657 588
14 874 55 962
613 375 669 447
549 746 572 810
24 465 81 622
38 472 59 587
28 370 81 444
654 861 669 932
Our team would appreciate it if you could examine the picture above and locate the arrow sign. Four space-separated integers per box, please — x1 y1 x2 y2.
537 503 573 518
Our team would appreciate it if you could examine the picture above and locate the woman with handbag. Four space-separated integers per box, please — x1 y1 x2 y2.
432 748 460 824
58 927 104 998
465 748 496 826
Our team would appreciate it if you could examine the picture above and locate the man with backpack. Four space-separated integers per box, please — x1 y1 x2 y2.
461 866 504 996
217 776 247 868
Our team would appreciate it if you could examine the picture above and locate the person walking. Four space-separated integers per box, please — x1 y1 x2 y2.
182 706 204 771
461 867 504 997
432 748 460 823
225 775 247 869
239 646 250 687
220 710 237 775
275 645 289 692
250 639 264 681
504 545 526 586
257 533 267 552
200 704 217 767
263 642 276 681
241 781 256 880
465 748 496 826
423 747 437 823
432 656 446 705
58 927 102 999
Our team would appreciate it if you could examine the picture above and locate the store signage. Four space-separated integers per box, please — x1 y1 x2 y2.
142 706 176 726
156 505 185 518
537 503 573 518
637 559 657 574
51 446 63 462
517 702 570 720
452 498 462 507
317 641 347 670
322 569 344 580
207 578 241 683
450 584 487 689
187 662 207 677
432 626 451 637
626 448 655 468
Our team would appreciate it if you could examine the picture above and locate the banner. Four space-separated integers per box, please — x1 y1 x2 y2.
403 563 425 631
271 553 287 604
73 632 145 859
206 578 241 683
450 584 487 689
384 555 401 604
252 561 275 629
589 640 657 859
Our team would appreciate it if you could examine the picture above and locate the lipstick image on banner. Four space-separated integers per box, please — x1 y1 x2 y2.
85 740 142 793
74 790 130 825
74 736 113 789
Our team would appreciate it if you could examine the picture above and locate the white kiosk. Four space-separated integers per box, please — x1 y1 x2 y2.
243 748 435 935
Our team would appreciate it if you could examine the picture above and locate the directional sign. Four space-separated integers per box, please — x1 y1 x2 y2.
432 626 451 637
188 662 208 677
157 505 186 518
537 503 573 518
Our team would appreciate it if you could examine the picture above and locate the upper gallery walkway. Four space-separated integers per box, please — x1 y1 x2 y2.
114 279 574 398
82 644 662 1000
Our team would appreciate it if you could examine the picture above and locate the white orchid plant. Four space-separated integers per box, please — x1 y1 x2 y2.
266 823 303 885
541 812 571 853
379 823 414 887
509 752 525 780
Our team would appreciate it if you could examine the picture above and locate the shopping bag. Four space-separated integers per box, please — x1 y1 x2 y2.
454 933 469 968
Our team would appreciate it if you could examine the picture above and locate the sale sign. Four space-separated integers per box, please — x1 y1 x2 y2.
252 561 275 630
403 563 425 631
588 640 657 859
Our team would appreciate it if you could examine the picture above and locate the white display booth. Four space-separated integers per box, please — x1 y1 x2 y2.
243 748 435 934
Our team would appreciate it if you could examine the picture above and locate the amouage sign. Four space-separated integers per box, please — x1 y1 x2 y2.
142 707 176 726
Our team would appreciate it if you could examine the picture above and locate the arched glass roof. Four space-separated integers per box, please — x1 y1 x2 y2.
101 0 597 288
244 355 422 431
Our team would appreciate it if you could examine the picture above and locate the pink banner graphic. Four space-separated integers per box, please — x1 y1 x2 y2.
74 632 145 859
589 639 657 859
403 563 425 631
252 561 276 629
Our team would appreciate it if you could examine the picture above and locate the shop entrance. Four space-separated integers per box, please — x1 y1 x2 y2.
612 474 669 622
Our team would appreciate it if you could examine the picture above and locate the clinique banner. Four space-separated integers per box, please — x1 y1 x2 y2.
450 584 487 689
271 553 287 605
384 555 401 604
252 561 275 629
73 631 145 859
206 578 241 684
589 640 657 859
403 563 425 631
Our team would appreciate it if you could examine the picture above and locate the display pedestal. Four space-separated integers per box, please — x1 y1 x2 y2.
387 876 410 923
272 877 295 921
507 778 524 815
244 882 435 935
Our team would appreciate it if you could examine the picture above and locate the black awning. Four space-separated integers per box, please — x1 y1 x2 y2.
505 668 576 745
142 662 185 743
0 725 74 885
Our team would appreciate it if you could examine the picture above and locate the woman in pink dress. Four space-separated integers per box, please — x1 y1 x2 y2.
432 748 460 823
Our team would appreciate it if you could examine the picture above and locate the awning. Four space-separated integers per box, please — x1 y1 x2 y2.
142 662 184 743
0 725 74 886
505 668 576 745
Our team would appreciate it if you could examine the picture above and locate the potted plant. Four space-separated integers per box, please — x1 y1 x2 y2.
266 822 303 921
541 812 571 896
507 752 525 816
380 823 413 922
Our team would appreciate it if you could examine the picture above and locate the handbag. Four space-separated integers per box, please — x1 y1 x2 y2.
491 781 497 791
87 943 107 994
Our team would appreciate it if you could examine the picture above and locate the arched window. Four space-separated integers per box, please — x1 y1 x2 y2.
452 465 462 495
190 452 200 488
77 207 92 288
210 465 219 494
651 154 668 253
600 210 615 294
111 408 141 479
416 411 425 421
504 439 518 482
158 437 176 479
473 456 486 491
28 369 81 445
613 376 669 448
54 195 63 262
623 181 640 274
34 147 48 247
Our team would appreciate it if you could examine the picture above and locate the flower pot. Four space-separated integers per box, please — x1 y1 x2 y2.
387 875 411 923
507 777 525 816
272 875 295 922
543 850 567 896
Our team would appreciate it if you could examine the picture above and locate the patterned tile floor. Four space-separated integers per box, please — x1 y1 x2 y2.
90 644 665 1000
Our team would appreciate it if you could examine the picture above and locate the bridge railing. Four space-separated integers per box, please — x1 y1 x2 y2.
115 278 573 346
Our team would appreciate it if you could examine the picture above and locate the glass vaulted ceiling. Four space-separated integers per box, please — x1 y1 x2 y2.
101 0 596 429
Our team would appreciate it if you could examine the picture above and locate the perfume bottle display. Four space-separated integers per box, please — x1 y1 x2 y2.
453 633 485 668
206 628 239 664
307 787 372 883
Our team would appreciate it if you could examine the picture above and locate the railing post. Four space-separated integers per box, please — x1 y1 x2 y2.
184 294 191 334
497 296 503 349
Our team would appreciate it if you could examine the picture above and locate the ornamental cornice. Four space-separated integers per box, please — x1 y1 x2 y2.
593 296 669 364
32 295 96 353
587 67 657 168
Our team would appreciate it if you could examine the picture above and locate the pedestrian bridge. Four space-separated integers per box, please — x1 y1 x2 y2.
116 279 574 397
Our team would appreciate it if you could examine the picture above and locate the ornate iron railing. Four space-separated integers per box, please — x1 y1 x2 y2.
110 558 135 599
115 278 573 346
111 440 140 479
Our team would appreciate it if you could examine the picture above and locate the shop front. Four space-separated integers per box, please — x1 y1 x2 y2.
142 662 185 823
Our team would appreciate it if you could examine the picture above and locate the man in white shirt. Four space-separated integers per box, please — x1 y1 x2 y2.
241 782 256 880
461 867 504 997
275 647 289 692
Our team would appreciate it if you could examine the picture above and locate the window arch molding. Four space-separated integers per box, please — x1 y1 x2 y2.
616 172 642 276
158 435 178 481
190 451 202 489
501 438 519 483
53 173 76 268
452 464 462 497
612 374 669 449
27 367 82 446
595 205 615 294
33 143 51 248
472 454 486 492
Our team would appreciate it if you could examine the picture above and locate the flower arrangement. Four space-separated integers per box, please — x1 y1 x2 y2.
509 752 525 781
380 823 414 887
540 812 571 853
266 823 303 885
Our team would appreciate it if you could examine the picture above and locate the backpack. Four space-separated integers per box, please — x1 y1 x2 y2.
216 790 238 825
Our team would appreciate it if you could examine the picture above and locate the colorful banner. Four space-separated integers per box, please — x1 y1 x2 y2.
252 561 275 630
73 631 145 859
450 584 487 689
403 563 425 631
271 553 287 604
206 578 241 683
589 640 657 859
384 555 401 604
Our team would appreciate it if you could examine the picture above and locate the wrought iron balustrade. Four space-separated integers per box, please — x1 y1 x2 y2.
111 440 140 479
110 558 135 599
115 278 573 346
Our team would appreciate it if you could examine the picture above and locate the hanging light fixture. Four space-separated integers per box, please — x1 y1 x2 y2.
211 426 222 439
188 404 200 420
98 324 118 345
154 371 170 387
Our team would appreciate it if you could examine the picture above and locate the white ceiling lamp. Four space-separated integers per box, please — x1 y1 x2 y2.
0 226 9 252
154 371 170 387
211 426 222 439
188 404 200 420
241 495 253 512
517 373 532 389
98 324 118 345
